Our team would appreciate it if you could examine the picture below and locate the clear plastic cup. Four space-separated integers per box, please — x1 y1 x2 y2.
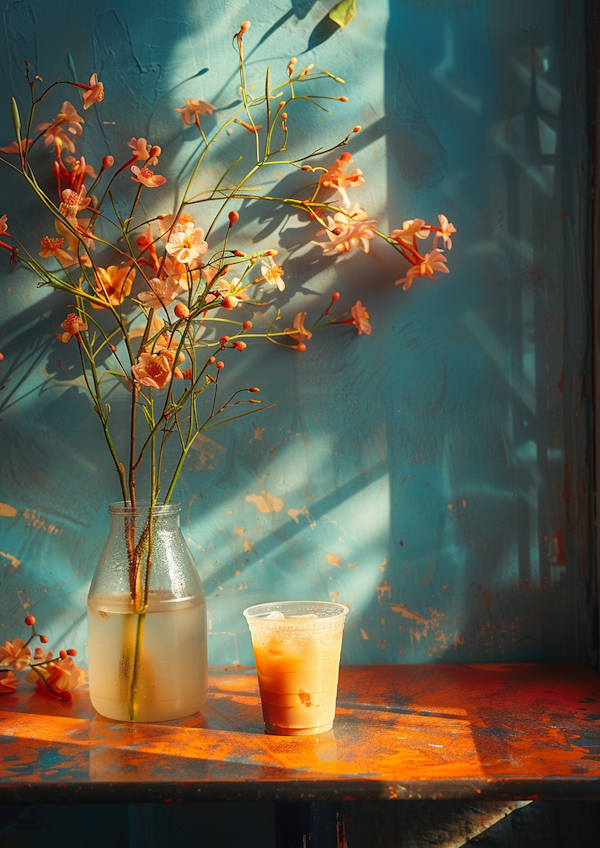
243 601 349 736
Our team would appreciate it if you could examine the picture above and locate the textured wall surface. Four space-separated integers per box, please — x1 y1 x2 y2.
0 0 594 668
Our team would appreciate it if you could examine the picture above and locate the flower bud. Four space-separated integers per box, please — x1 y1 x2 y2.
24 615 36 626
34 647 44 659
222 295 238 309
220 335 230 346
102 155 114 169
281 112 288 120
67 649 77 656
249 387 260 393
242 320 252 331
59 650 67 659
40 634 48 643
338 96 349 102
228 210 239 226
0 353 4 361
301 165 312 171
240 20 251 34
233 340 246 350
109 343 116 352
216 360 225 369
174 303 190 320
150 145 161 158
209 356 216 364
279 101 286 109
60 691 73 701
341 152 352 162
295 342 307 352
352 125 361 133
264 249 278 256
234 250 246 257
182 368 193 380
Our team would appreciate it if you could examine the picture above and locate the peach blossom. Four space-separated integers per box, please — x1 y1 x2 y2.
93 265 136 308
395 248 449 290
351 301 371 335
0 139 32 155
39 236 75 268
36 101 84 153
435 214 457 250
390 219 429 243
128 137 153 160
285 312 312 342
131 165 167 188
59 187 92 223
83 73 104 110
132 349 177 390
174 99 216 126
0 638 31 671
26 653 84 692
260 255 285 291
313 215 376 255
138 276 187 310
55 312 89 343
166 223 208 264
0 671 18 694
320 152 364 208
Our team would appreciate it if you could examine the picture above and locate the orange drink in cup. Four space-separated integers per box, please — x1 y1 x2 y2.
243 601 348 736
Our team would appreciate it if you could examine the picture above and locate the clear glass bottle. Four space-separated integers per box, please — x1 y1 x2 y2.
87 502 207 722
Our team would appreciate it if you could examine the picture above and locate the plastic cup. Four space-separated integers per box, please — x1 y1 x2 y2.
243 600 349 736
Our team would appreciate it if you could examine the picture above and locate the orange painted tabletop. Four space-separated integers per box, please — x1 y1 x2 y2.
1 663 600 803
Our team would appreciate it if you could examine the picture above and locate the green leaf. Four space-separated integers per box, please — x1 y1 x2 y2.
329 0 356 29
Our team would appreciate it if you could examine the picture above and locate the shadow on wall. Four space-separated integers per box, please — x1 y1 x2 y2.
0 0 594 669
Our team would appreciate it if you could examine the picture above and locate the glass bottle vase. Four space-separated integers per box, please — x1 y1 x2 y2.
87 502 208 722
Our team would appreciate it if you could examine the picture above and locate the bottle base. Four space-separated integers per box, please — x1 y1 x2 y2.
264 720 333 736
90 689 208 722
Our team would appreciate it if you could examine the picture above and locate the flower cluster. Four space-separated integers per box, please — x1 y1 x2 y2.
0 615 84 701
0 19 457 571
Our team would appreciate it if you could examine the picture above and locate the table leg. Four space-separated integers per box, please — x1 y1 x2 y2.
275 802 346 848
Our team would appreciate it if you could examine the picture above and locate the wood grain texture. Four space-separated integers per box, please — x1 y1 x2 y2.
1 664 600 803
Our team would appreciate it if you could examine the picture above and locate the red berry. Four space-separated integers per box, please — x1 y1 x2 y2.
208 356 216 364
249 387 260 393
296 343 307 352
24 615 36 626
59 650 67 660
174 303 190 320
243 321 252 331
216 361 225 369
39 635 48 643
219 335 230 346
233 341 246 351
67 649 77 657
228 210 239 225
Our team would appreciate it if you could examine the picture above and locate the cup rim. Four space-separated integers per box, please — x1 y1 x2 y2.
243 600 349 622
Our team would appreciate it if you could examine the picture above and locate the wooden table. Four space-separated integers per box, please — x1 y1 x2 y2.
1 664 600 844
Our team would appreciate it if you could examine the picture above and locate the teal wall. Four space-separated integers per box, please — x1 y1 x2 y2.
0 0 594 668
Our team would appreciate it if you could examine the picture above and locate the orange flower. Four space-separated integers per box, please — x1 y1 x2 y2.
285 312 312 342
39 236 75 268
0 214 8 235
36 101 84 154
93 265 136 309
132 349 177 390
0 638 31 671
83 73 104 110
390 219 429 244
138 276 186 310
435 214 457 250
59 186 92 223
259 255 285 291
351 301 371 335
55 313 89 343
128 137 160 161
313 214 376 255
0 139 32 155
320 152 364 207
165 223 208 264
131 165 166 188
174 99 216 126
0 671 19 694
26 653 84 692
395 248 449 291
